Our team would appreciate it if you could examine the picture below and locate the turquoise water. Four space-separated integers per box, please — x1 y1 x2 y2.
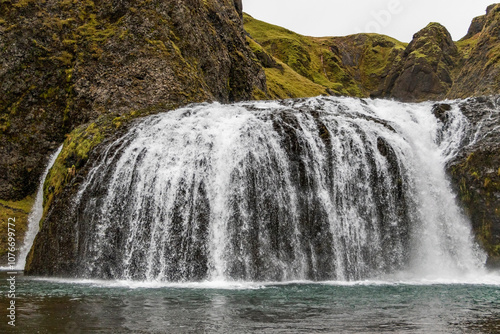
1 273 499 333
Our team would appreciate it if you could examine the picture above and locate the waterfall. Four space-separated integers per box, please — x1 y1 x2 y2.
17 145 63 270
71 97 485 282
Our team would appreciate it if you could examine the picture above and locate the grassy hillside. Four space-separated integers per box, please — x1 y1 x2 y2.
244 4 500 101
243 13 407 99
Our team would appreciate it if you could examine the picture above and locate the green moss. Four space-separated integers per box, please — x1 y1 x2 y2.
43 121 105 214
456 36 479 60
244 14 408 99
252 87 268 100
0 114 11 133
12 0 36 8
264 59 329 99
486 44 500 68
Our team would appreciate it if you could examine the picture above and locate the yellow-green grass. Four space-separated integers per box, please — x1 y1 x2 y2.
0 196 35 263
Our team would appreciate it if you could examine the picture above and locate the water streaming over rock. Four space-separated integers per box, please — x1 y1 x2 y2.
70 97 485 281
17 145 63 270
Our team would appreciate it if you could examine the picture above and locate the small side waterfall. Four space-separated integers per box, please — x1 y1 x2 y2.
17 145 63 270
69 97 485 282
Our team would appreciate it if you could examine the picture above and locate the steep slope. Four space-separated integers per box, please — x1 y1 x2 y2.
244 13 407 98
451 4 500 98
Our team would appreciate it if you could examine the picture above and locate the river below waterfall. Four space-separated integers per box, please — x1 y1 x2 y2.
1 272 499 333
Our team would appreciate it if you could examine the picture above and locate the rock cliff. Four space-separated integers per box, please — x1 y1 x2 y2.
451 4 500 98
447 96 500 267
0 0 266 202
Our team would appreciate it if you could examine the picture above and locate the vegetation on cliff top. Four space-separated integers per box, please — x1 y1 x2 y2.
244 13 409 98
244 4 500 101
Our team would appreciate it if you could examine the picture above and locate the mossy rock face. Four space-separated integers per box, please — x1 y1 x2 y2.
447 96 500 267
450 4 500 99
381 23 460 101
450 149 500 266
329 33 406 97
0 0 266 202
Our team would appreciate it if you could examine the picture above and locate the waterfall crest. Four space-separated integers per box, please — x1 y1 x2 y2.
71 97 485 281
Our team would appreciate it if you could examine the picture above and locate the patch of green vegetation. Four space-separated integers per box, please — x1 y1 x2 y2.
486 43 500 68
456 36 479 60
264 59 330 99
12 0 36 8
42 102 183 218
354 34 406 93
0 196 35 263
43 120 108 215
251 86 268 100
244 14 408 98
244 14 352 97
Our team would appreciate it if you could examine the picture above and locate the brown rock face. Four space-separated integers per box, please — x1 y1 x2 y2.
462 15 487 40
382 23 459 101
0 0 266 201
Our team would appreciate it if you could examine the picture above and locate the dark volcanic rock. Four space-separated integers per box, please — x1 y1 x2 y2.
0 0 266 201
462 15 487 40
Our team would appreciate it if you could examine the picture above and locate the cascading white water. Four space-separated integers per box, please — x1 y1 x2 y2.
16 145 63 270
71 97 486 282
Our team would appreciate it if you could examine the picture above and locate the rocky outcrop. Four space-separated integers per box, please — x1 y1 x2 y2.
381 23 460 101
329 34 405 97
450 4 500 98
0 0 266 202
